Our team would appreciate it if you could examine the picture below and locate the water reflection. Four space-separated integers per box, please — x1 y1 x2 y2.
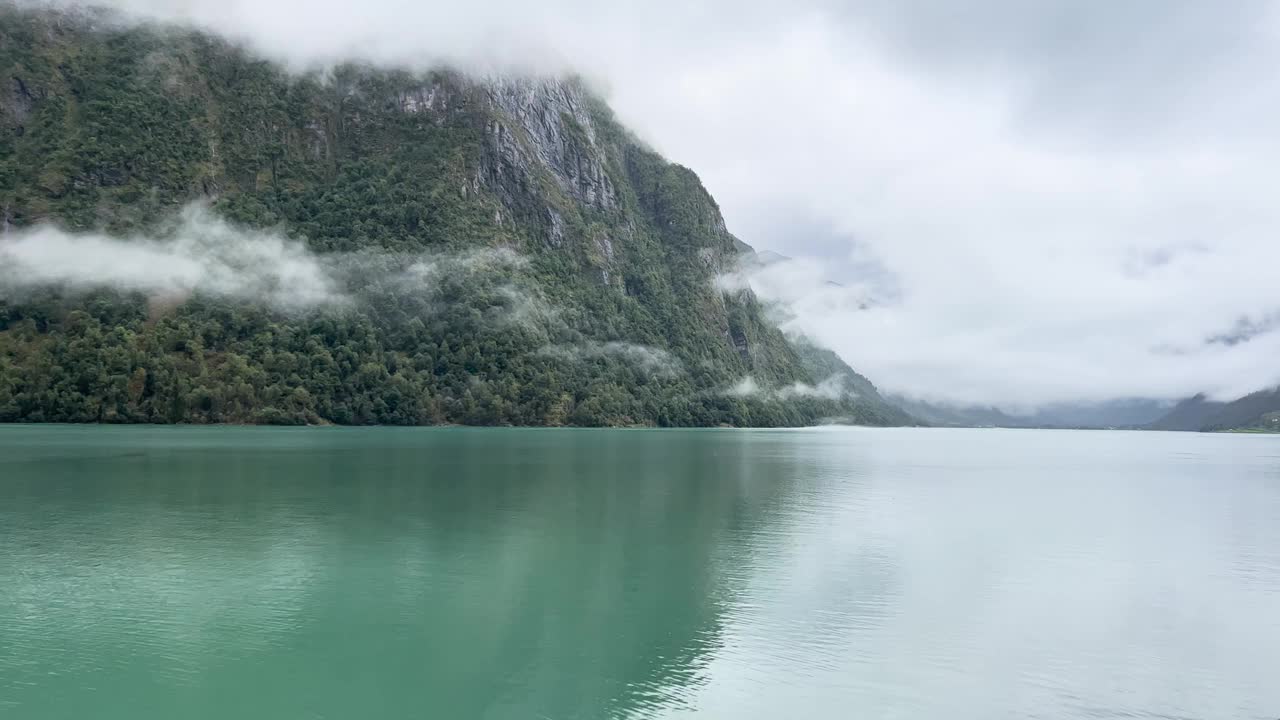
3 427 1280 720
0 427 823 719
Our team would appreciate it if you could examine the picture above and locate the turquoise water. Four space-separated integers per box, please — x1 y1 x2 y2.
1 426 1278 719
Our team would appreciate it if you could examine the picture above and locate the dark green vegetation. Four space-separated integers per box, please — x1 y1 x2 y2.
0 5 909 427
1149 389 1280 433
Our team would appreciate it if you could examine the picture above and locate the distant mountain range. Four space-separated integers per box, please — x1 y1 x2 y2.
890 396 1172 430
895 391 1280 433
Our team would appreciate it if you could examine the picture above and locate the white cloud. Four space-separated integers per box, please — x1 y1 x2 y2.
0 204 342 310
538 342 682 378
657 18 1280 407
725 374 850 402
0 207 550 326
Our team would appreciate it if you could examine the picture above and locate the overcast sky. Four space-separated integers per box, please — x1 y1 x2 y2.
39 0 1280 407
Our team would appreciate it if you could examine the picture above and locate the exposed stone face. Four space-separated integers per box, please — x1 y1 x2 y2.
546 208 565 247
591 228 619 287
697 246 719 268
470 76 757 294
485 78 618 213
398 84 447 115
729 325 751 362
469 78 624 255
594 233 615 263
481 117 538 216
5 76 35 128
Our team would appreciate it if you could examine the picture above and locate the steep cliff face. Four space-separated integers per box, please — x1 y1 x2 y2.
0 4 905 427
486 79 619 213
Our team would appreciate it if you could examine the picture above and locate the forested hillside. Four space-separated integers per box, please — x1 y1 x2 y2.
0 4 909 427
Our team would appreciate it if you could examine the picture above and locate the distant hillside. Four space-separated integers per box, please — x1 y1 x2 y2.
1024 399 1171 429
889 397 1166 429
1148 395 1227 431
790 338 918 426
888 397 1023 428
1150 389 1280 432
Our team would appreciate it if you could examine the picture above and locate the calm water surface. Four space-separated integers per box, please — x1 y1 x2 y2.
1 426 1278 719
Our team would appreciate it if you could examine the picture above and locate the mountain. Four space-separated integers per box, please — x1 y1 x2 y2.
887 397 1027 428
1020 399 1170 429
0 4 907 427
790 338 917 425
1148 395 1227 431
891 396 1169 429
1199 388 1280 431
1149 389 1280 432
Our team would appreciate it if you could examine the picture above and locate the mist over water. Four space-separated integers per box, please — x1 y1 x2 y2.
2 426 1278 719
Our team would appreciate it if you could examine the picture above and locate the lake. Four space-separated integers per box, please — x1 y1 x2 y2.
1 426 1278 719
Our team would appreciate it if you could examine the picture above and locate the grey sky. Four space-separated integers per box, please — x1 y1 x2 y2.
34 0 1280 407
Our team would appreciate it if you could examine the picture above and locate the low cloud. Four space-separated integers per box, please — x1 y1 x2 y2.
0 206 658 368
0 205 341 310
400 247 527 281
725 374 850 402
388 248 556 331
538 341 682 378
0 206 551 330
